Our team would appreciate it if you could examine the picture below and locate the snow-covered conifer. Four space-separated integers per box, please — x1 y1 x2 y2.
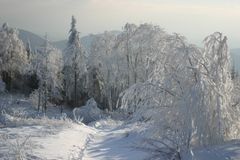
63 16 87 107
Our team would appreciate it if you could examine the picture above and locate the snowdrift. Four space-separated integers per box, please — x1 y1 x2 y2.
73 98 103 124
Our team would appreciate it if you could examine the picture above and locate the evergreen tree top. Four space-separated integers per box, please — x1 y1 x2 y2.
68 16 79 45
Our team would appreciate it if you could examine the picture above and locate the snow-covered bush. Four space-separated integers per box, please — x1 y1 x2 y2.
0 133 32 160
29 89 39 110
73 98 103 124
0 110 73 128
7 135 32 160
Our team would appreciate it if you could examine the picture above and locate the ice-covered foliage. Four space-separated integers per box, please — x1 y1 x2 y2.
30 35 63 112
0 134 32 160
0 95 73 128
195 32 234 144
73 98 103 124
29 89 40 110
88 31 118 110
119 31 239 158
0 23 28 74
0 23 28 91
87 23 168 110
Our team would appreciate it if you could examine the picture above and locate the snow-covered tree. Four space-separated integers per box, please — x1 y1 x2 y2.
26 39 31 60
63 16 87 107
118 30 238 158
88 31 118 110
0 23 28 90
116 23 137 87
31 35 63 113
198 32 233 144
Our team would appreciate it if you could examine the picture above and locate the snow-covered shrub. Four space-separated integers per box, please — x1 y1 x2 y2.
29 89 39 110
0 108 73 128
7 135 32 160
0 132 32 160
73 98 103 124
26 114 70 128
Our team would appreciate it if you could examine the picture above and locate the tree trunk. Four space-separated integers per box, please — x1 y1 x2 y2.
60 105 63 114
9 71 12 91
43 83 47 114
126 31 130 87
74 70 77 107
38 88 41 112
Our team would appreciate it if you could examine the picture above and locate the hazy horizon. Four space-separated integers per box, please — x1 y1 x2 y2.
0 0 240 48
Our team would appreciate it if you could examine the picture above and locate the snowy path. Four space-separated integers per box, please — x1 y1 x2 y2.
1 117 239 160
31 120 240 160
31 120 148 160
0 119 148 160
0 95 149 160
31 124 95 160
0 124 95 160
81 121 148 160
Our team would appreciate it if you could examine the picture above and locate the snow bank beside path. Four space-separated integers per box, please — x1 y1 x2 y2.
83 119 149 160
73 98 104 124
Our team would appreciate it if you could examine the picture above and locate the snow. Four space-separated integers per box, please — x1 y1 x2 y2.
83 119 148 160
31 124 94 160
0 116 149 160
73 98 104 124
0 95 240 160
0 95 149 160
192 140 240 160
0 19 240 160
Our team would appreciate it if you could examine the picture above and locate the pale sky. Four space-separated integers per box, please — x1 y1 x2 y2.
0 0 240 48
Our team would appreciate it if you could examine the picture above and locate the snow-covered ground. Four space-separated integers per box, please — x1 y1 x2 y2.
193 140 240 160
0 94 149 160
0 124 92 160
82 119 148 160
0 94 240 160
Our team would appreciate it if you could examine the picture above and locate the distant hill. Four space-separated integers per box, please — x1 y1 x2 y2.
52 35 95 52
19 29 121 53
52 31 121 52
18 29 91 52
52 40 67 51
18 29 45 51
